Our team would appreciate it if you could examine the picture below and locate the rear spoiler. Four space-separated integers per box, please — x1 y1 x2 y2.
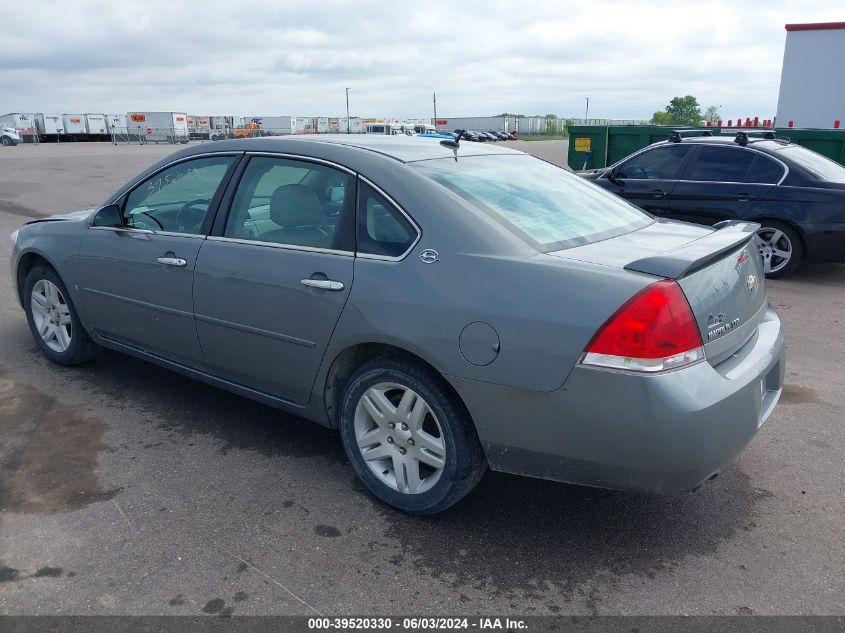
624 221 760 279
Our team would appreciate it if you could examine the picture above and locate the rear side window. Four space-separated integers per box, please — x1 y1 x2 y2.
745 155 784 184
615 145 692 180
224 156 354 251
685 146 755 182
357 182 417 257
413 155 653 251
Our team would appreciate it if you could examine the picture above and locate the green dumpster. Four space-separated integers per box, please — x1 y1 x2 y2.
567 125 845 171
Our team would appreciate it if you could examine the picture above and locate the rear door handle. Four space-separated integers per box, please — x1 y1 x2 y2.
731 193 755 201
651 189 666 198
301 279 344 291
157 257 187 267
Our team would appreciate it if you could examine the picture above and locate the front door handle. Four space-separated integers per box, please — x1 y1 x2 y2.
731 193 755 201
301 278 344 291
157 257 187 267
651 189 666 198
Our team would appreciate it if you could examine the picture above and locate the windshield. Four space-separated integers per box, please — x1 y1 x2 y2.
413 155 653 251
777 144 845 183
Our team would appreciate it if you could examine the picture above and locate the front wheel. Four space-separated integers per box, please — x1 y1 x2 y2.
23 266 99 365
756 221 803 278
1 136 13 146
339 357 486 514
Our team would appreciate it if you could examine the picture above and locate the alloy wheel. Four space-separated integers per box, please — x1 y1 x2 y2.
353 382 446 494
757 227 793 274
30 279 72 353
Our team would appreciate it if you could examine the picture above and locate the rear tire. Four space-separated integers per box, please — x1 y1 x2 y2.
23 266 100 365
339 357 486 514
1 136 12 146
756 221 803 278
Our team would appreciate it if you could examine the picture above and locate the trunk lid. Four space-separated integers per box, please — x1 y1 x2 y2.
549 219 767 365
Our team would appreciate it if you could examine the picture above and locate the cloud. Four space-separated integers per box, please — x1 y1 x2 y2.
0 0 842 120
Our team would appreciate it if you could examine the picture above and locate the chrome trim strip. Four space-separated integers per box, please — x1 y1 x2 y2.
206 235 353 257
606 142 789 186
104 151 245 205
88 225 207 239
81 287 194 319
357 175 422 262
243 151 356 175
194 313 316 348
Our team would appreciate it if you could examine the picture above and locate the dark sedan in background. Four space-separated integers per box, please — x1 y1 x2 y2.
582 132 845 276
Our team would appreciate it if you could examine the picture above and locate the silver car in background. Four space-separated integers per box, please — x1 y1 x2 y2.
10 136 784 514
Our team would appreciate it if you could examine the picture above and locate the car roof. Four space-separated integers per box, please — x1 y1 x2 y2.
187 134 525 164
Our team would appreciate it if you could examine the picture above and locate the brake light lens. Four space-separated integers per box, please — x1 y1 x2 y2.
582 280 705 372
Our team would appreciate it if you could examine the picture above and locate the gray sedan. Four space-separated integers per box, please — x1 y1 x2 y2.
9 135 785 514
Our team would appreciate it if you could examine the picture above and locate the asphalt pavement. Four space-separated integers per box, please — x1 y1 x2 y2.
0 141 842 617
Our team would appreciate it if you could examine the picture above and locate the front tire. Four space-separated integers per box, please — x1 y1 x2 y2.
23 266 99 365
1 136 12 146
756 221 803 278
339 357 486 514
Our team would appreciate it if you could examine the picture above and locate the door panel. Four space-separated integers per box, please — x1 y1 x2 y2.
600 177 676 214
605 144 693 215
667 182 775 225
667 145 780 225
193 241 354 404
77 228 205 365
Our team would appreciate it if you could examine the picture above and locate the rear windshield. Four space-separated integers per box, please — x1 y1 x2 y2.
776 144 845 183
412 155 652 251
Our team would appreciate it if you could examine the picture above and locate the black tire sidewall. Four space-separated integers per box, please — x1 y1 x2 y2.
758 221 804 278
23 266 93 365
339 358 484 514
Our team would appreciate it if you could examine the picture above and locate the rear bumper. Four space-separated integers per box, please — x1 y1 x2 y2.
449 304 785 494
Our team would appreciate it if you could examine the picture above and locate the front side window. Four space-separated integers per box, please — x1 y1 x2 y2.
122 156 235 234
685 146 756 182
357 182 417 257
615 145 692 180
224 156 355 251
413 155 653 251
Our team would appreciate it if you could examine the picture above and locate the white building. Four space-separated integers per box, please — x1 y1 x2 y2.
776 22 845 128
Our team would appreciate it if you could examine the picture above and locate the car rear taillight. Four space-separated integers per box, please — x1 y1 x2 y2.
582 280 704 372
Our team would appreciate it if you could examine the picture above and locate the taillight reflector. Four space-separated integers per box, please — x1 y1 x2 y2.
582 280 705 372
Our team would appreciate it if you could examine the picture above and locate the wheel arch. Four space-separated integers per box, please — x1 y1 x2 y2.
322 342 472 430
748 215 808 252
15 249 60 307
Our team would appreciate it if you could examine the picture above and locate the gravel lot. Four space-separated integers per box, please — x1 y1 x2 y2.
0 141 842 617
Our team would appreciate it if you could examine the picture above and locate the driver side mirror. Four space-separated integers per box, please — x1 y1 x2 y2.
606 166 625 186
92 203 123 227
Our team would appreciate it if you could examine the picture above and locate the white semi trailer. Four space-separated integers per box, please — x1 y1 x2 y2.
84 113 108 137
62 114 87 139
34 113 65 137
127 112 189 143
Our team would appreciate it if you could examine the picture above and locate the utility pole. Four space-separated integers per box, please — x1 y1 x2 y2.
346 87 350 134
585 97 590 123
433 92 437 125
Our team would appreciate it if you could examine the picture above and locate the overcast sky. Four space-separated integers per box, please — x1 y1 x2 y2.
1 1 841 121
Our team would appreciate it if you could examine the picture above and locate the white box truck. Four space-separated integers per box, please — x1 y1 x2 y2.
315 117 329 134
34 113 65 137
127 112 189 143
84 113 108 136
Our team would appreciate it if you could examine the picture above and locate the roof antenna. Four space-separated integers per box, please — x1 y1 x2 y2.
440 129 461 161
